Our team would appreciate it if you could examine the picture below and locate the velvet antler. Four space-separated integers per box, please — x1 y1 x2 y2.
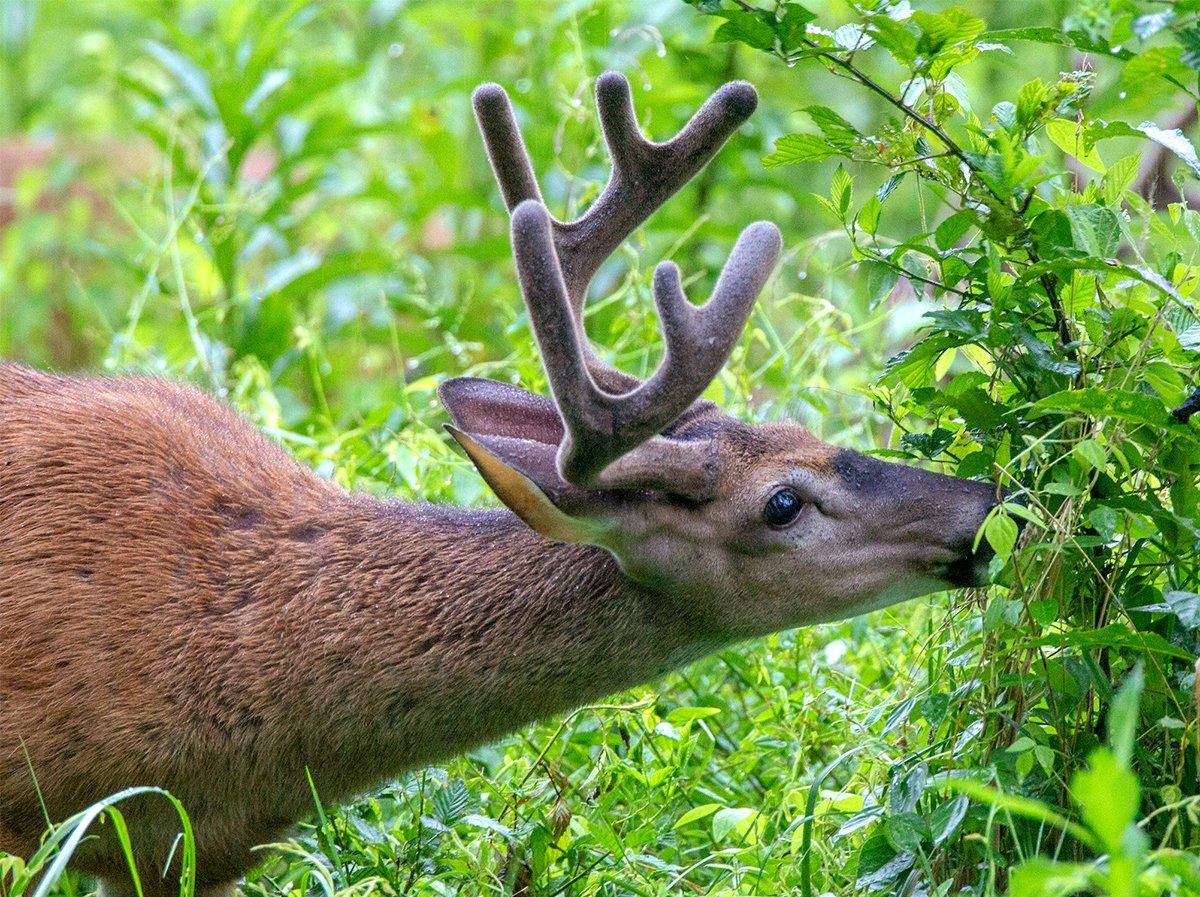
472 72 781 496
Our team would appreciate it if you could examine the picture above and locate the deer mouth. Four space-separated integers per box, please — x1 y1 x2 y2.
940 553 992 588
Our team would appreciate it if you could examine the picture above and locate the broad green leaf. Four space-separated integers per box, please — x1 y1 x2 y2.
673 803 721 830
912 7 984 53
713 11 775 49
1029 388 1172 427
1046 118 1105 172
1102 154 1140 205
1073 438 1107 470
984 512 1018 562
1071 748 1139 853
1066 204 1121 257
1009 859 1094 897
929 795 969 846
806 105 861 152
1138 121 1200 178
712 806 756 841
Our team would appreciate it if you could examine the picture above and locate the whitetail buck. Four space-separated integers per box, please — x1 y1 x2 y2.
0 73 1005 897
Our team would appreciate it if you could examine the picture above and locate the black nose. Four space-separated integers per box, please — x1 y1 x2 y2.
944 491 1025 587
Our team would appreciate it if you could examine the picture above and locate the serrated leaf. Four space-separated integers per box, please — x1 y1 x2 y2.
762 133 838 167
1067 203 1121 257
1179 25 1200 70
912 7 984 53
1101 154 1140 205
806 105 861 152
713 11 775 49
832 165 853 217
935 209 977 250
857 195 881 235
1029 388 1171 427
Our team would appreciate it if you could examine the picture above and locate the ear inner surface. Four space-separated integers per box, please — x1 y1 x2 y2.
439 377 564 445
445 426 594 544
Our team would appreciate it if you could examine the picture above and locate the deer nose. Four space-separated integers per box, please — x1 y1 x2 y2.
943 489 1025 587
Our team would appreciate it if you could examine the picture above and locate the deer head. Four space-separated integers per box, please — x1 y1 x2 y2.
440 72 1003 638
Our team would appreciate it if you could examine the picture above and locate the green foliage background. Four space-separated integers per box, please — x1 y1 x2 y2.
2 0 1200 894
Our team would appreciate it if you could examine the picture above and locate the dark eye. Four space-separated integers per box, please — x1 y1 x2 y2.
763 487 804 528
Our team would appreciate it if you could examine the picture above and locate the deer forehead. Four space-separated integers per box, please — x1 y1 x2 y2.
714 422 841 482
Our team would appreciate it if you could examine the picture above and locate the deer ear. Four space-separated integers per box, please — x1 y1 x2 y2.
439 377 564 445
445 426 602 544
440 378 604 543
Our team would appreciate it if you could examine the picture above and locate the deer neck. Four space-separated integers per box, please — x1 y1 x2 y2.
272 499 724 795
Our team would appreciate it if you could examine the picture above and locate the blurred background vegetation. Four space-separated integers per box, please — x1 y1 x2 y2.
2 0 1200 895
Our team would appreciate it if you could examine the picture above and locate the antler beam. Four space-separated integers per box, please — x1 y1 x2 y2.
474 72 781 496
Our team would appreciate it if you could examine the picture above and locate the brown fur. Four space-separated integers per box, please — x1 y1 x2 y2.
0 361 999 896
0 363 718 894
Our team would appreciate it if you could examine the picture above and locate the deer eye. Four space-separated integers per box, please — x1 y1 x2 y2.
763 487 803 528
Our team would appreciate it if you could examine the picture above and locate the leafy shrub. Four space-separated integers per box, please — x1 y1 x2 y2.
688 0 1200 892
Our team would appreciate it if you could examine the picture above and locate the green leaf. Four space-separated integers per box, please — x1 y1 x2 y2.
1046 118 1105 171
712 806 756 840
857 196 881 235
885 813 925 853
1071 748 1139 853
762 133 838 167
935 210 976 250
1029 388 1172 427
865 260 899 306
1137 121 1200 179
1107 664 1144 768
806 105 862 152
1123 46 1188 87
1028 623 1196 661
666 706 721 724
1102 154 1140 205
1066 204 1121 257
912 7 984 54
855 834 915 890
713 11 775 50
832 165 853 217
1009 859 1094 897
1178 25 1200 70
984 512 1018 562
673 803 721 830
1073 438 1107 470
929 795 969 846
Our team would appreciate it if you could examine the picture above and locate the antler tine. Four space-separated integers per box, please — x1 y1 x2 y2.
616 220 783 436
472 82 544 211
474 73 759 312
558 71 759 309
512 199 782 493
